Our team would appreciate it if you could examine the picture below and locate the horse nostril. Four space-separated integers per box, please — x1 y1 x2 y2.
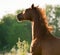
17 14 21 18
17 13 23 21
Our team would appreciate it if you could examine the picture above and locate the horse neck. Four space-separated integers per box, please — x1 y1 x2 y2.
32 16 50 40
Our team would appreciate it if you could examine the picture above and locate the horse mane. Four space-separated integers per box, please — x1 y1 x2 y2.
33 7 53 32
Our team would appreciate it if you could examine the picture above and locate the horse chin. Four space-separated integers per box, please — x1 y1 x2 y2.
17 19 23 22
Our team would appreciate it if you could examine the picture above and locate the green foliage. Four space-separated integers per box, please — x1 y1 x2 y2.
10 38 29 55
0 13 31 51
46 5 60 37
16 38 29 55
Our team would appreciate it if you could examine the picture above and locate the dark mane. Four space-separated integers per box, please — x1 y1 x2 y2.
32 7 53 32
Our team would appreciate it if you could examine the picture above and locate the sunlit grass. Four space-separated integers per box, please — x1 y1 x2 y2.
0 38 30 55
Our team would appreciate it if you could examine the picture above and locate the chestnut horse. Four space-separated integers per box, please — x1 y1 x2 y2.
17 4 60 55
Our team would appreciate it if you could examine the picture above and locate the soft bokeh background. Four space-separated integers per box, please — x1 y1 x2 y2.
0 0 60 18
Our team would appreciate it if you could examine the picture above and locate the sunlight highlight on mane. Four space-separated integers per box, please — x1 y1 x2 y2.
38 7 53 32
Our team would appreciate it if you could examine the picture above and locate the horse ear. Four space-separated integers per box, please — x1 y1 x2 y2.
31 4 34 8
